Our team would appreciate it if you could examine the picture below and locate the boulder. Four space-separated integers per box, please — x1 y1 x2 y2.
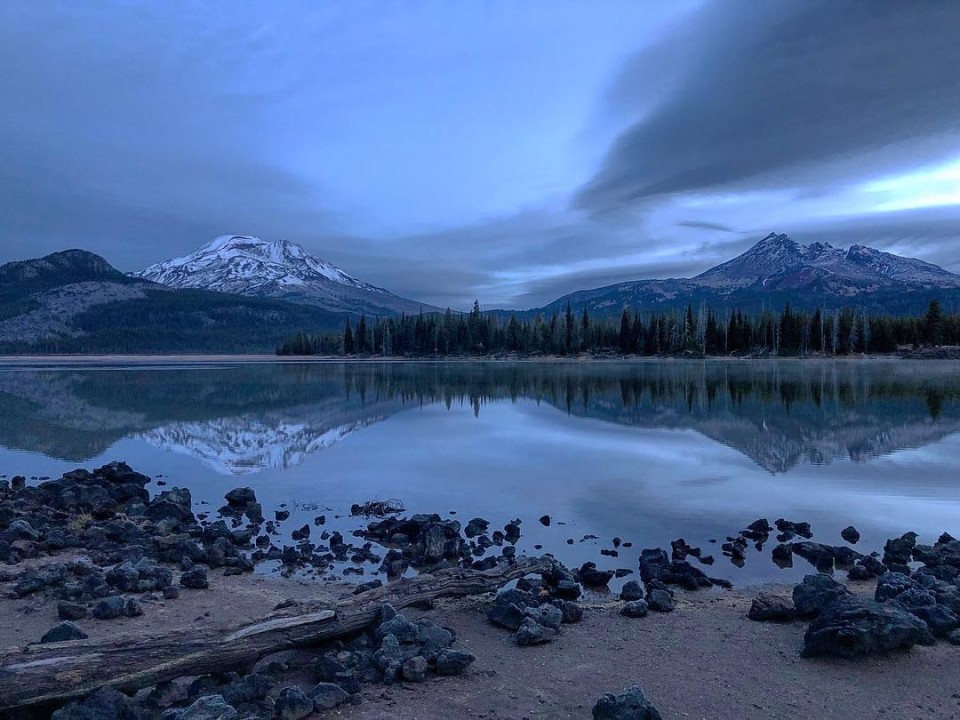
841 526 861 544
92 596 125 620
515 617 557 646
646 589 674 613
308 682 351 709
487 588 538 631
592 685 663 720
792 574 852 617
41 621 88 643
523 603 563 631
273 686 313 720
802 596 934 657
748 592 796 622
180 566 209 590
401 656 429 683
619 581 644 602
167 694 238 720
620 600 649 618
577 561 614 587
435 648 475 675
58 601 88 620
52 687 144 720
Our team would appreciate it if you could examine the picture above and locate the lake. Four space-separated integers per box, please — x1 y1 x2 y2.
2 358 959 587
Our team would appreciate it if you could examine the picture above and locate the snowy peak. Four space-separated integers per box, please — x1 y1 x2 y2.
135 235 382 294
695 232 960 290
133 235 434 316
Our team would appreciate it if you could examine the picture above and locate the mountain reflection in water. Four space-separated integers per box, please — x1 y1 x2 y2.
0 360 957 476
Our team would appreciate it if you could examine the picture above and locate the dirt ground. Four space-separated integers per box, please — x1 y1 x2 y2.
3 567 959 720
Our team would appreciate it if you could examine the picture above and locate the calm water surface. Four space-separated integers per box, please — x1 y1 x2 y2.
2 359 959 586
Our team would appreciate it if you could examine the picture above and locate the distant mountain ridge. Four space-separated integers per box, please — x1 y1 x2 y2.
134 235 436 316
535 232 960 316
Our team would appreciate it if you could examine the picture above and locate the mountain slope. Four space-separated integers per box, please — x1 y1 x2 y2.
135 235 436 316
536 232 960 316
0 250 344 352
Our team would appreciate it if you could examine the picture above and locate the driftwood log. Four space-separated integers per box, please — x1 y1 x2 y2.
0 556 550 713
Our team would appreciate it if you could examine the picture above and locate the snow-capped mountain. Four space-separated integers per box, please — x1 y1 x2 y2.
134 235 436 316
538 232 960 316
695 232 960 291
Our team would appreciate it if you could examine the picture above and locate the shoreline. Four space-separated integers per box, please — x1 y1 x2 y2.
2 463 960 718
0 352 922 366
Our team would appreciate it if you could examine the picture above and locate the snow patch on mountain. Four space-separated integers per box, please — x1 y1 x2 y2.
134 235 385 295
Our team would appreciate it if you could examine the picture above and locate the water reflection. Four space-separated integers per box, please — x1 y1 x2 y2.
0 360 958 475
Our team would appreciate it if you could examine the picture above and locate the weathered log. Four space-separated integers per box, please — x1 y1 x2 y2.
0 556 550 713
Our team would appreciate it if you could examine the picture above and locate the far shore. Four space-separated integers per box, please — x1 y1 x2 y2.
0 352 927 366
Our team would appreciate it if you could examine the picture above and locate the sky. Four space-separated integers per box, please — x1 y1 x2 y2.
1 0 959 309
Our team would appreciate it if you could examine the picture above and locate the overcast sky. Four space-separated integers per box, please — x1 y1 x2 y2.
1 1 958 309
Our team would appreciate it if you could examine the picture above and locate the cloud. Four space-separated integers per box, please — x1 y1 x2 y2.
577 1 960 212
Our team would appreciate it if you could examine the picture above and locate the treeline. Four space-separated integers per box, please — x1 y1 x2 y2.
277 299 957 357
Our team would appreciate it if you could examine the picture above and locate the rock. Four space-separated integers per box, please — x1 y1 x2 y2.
875 572 917 602
291 524 310 541
374 634 404 681
647 589 674 613
123 598 144 617
487 588 538 631
619 580 644 602
464 518 489 538
224 487 256 508
802 596 934 657
946 629 960 646
841 526 861 544
401 656 429 683
41 621 88 643
592 685 663 720
374 614 421 644
620 600 649 618
748 592 796 622
273 686 313 720
515 616 557 646
144 680 187 709
792 574 852 617
181 566 209 590
93 595 125 620
791 541 836 572
523 603 563 630
910 603 960 637
435 648 476 675
275 510 290 522
577 561 614 587
58 601 88 620
308 682 351 709
220 673 271 706
52 687 144 720
552 599 584 624
539 514 551 526
882 532 918 568
168 694 238 720
163 586 180 600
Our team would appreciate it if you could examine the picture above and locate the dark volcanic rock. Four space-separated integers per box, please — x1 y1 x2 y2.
620 600 649 618
58 601 88 620
464 518 489 538
619 580 644 602
308 682 351 709
41 621 88 643
487 588 539 631
435 648 475 675
646 589 674 613
793 574 852 617
802 596 934 657
165 694 237 720
180 566 209 590
273 686 314 720
841 526 861 544
52 687 144 720
748 592 796 622
577 561 614 587
92 595 125 620
592 685 663 720
515 616 557 646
